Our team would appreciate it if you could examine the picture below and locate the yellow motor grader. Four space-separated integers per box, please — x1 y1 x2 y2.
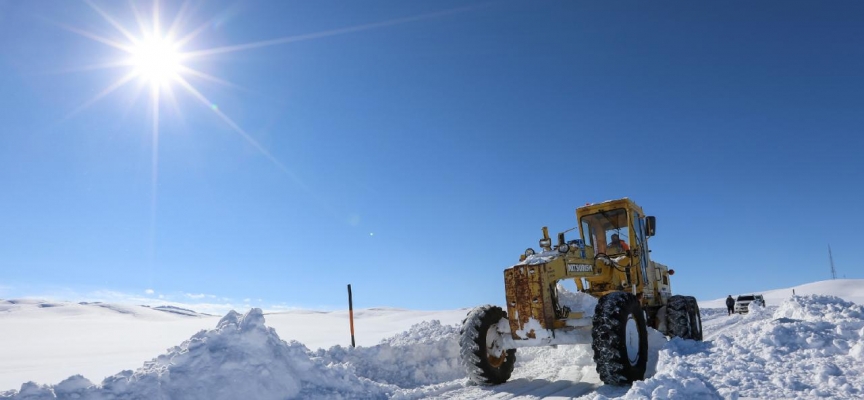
459 198 702 386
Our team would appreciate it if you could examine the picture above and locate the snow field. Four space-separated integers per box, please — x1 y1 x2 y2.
3 284 864 399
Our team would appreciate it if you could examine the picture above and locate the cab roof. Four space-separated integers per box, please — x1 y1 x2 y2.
576 198 645 219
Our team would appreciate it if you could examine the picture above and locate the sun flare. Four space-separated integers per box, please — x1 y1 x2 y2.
59 0 478 266
129 36 183 86
65 0 468 190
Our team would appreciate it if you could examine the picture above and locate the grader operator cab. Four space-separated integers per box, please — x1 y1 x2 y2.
459 198 702 386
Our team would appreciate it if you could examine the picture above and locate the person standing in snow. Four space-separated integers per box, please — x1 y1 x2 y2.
726 295 735 315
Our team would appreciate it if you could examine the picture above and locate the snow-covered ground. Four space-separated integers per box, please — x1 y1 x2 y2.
699 279 864 308
2 279 863 399
0 300 468 392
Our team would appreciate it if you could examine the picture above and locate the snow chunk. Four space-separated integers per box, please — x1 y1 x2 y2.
851 342 864 361
11 382 54 399
217 309 241 327
54 375 95 397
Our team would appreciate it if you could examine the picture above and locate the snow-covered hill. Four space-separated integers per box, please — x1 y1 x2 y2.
1 279 863 399
700 279 864 308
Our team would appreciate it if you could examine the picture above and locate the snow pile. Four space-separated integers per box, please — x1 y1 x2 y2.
0 309 471 400
617 295 864 399
616 338 726 400
774 294 863 323
319 320 462 389
0 309 391 400
741 298 772 320
381 319 456 346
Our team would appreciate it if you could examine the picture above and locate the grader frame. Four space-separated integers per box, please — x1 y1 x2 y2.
504 198 672 342
459 198 703 387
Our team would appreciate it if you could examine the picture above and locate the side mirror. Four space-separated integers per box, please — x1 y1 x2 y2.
645 216 656 237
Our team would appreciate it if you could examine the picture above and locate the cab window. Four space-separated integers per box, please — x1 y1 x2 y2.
581 220 594 247
580 208 630 256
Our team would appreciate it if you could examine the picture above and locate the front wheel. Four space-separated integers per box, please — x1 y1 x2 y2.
666 295 692 339
591 292 648 385
459 305 516 385
684 296 703 341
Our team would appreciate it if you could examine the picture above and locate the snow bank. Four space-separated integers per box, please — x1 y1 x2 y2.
319 320 462 389
774 294 863 323
0 309 467 400
611 338 728 400
614 295 864 399
700 278 864 308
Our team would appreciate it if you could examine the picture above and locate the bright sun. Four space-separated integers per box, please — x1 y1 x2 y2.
65 0 468 253
129 36 183 86
68 0 457 182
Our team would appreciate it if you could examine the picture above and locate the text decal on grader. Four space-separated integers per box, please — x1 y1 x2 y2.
459 198 703 387
567 263 593 273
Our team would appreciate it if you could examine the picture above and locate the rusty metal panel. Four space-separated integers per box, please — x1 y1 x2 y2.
504 263 556 339
504 266 531 337
530 264 555 329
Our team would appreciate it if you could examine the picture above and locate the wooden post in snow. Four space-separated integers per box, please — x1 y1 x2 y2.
348 284 356 348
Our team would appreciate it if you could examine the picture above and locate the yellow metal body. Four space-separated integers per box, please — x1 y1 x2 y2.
504 198 673 341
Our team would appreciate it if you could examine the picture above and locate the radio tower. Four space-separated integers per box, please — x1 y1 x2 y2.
828 245 837 280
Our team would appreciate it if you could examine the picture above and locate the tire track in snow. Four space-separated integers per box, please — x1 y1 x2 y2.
702 312 744 341
484 379 558 399
700 307 776 341
503 380 576 398
533 381 600 399
459 379 598 399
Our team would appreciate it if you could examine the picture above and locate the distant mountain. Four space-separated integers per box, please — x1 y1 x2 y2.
149 305 213 317
1 299 211 318
700 278 864 308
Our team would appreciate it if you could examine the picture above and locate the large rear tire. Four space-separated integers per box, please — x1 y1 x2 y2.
666 295 692 339
684 296 703 341
591 292 648 385
459 305 516 385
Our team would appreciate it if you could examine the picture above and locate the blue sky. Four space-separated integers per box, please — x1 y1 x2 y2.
0 0 862 312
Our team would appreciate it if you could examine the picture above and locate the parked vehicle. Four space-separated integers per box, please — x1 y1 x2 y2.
734 294 765 314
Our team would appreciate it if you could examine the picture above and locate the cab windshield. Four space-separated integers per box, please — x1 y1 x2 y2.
580 208 630 256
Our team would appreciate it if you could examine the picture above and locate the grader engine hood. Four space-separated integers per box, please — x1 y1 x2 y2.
504 254 600 341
